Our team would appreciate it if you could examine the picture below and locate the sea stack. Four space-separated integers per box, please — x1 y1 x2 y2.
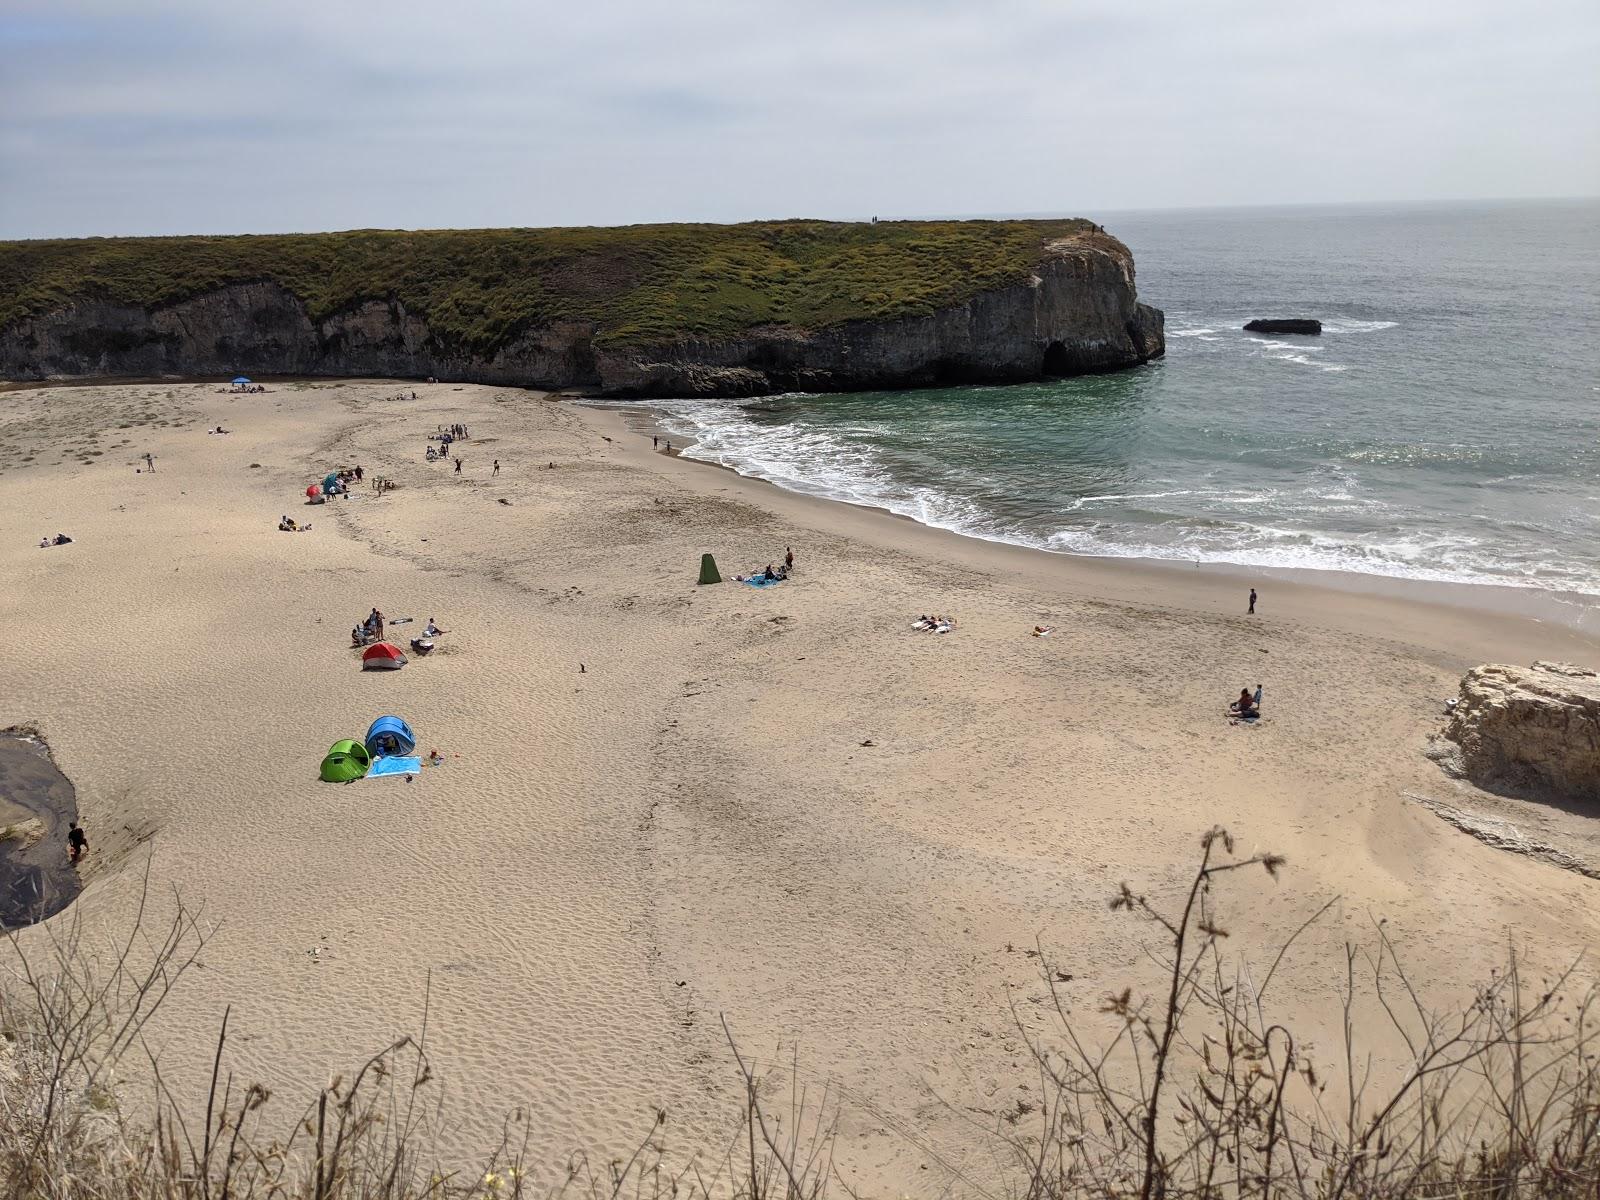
1244 318 1322 335
0 220 1165 398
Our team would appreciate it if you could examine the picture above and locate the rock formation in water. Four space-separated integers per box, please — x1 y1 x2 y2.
0 222 1163 398
1432 661 1600 803
1243 319 1322 335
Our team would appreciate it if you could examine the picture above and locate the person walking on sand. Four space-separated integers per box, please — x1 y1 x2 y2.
1248 587 1257 615
785 546 794 571
67 820 87 865
492 459 500 476
454 457 463 474
653 435 659 449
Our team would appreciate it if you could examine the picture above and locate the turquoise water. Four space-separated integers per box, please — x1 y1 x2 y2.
646 200 1600 597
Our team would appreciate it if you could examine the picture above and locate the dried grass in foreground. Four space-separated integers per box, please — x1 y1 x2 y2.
3 833 1599 1199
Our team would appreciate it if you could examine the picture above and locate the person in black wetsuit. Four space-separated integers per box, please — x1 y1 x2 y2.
67 821 88 865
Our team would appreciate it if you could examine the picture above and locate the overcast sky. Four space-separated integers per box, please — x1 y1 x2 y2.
3 0 1597 239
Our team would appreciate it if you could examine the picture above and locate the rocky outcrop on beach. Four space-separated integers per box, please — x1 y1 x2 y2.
1432 662 1600 803
1244 319 1321 335
0 231 1163 397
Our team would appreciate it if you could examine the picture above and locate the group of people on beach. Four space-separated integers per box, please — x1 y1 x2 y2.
38 532 73 548
353 608 387 646
913 614 957 633
736 546 795 584
279 515 312 532
225 384 267 394
352 609 448 649
1229 684 1264 721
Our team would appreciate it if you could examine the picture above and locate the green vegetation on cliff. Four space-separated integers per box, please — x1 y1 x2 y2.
0 219 1099 354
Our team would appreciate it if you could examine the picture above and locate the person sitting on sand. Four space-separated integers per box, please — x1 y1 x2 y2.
352 626 365 647
67 820 87 865
762 563 776 582
39 536 49 548
1032 626 1054 637
427 748 444 766
424 617 448 637
1230 688 1257 717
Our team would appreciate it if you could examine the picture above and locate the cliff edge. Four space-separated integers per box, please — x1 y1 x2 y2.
0 220 1163 397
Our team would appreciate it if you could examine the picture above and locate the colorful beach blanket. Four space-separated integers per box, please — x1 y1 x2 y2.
368 756 423 778
743 576 781 588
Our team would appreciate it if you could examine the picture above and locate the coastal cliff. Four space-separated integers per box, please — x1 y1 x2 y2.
0 221 1163 397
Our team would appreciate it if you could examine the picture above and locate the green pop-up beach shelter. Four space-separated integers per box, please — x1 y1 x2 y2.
319 739 372 782
698 553 722 585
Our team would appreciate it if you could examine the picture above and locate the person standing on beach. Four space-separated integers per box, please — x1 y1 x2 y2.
67 821 87 865
1248 588 1257 614
653 435 659 449
143 452 155 473
785 546 794 570
454 457 463 474
492 459 500 476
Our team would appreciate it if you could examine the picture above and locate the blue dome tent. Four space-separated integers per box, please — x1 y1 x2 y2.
365 716 416 757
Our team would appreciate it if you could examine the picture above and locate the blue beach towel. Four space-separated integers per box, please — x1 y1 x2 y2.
743 575 781 588
368 756 423 778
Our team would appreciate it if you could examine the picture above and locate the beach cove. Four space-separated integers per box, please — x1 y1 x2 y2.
2 378 1597 1193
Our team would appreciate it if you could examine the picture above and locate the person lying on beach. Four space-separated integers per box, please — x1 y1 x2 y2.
1032 626 1054 637
52 533 73 545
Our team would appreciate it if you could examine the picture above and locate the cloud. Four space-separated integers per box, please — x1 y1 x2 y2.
1 0 1597 236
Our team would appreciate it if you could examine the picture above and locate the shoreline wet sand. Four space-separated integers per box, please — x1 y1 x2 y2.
0 729 82 929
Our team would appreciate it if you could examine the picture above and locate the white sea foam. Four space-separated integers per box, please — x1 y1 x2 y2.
604 397 1600 600
1321 319 1398 334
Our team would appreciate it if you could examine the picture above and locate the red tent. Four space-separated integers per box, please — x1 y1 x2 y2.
361 642 407 671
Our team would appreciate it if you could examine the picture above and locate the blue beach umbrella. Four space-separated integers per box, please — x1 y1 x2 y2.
232 376 251 385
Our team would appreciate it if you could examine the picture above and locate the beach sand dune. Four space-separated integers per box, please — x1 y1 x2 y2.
2 380 1595 1194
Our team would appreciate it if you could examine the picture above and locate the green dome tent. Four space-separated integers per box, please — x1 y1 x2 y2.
319 739 372 782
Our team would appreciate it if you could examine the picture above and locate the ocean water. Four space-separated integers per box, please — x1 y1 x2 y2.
642 200 1600 598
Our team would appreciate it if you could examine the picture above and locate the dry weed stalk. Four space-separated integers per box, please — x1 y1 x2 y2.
1005 826 1600 1199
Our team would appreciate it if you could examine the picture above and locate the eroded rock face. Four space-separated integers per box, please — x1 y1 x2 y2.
0 239 1163 397
1434 662 1600 802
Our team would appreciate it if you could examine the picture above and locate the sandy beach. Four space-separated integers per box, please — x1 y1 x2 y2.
2 379 1597 1193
